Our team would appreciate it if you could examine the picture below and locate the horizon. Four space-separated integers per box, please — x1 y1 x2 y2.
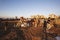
0 13 59 18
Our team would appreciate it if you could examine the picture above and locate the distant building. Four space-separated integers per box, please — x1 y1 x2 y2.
49 14 58 19
40 15 46 19
31 14 46 19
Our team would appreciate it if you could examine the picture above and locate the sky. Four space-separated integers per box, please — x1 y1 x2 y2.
0 0 60 18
